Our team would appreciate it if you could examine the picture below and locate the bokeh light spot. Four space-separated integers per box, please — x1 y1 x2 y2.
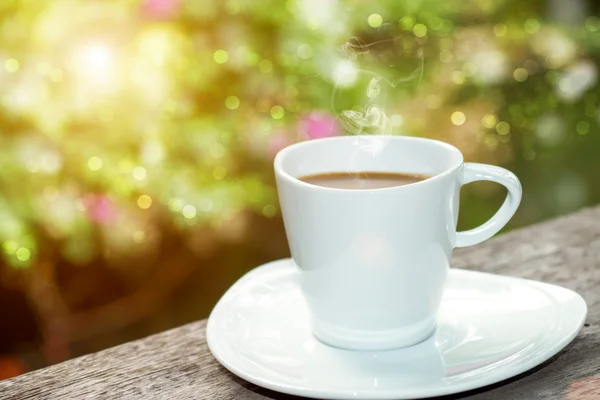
333 59 358 87
213 50 229 64
513 68 528 82
169 198 183 212
368 14 383 28
496 121 511 135
524 19 540 34
270 105 285 119
399 16 414 30
413 24 427 37
16 248 31 262
3 240 17 255
182 205 197 219
577 121 590 135
439 50 453 63
225 95 240 110
5 58 19 73
258 59 273 73
213 166 227 180
137 194 153 209
452 71 465 84
484 134 498 148
451 111 466 125
493 23 507 37
199 198 213 212
498 134 511 143
482 114 498 128
585 104 597 117
262 204 276 217
133 166 147 180
545 71 557 83
70 42 116 86
586 16 600 32
524 60 539 74
88 156 103 171
523 148 536 160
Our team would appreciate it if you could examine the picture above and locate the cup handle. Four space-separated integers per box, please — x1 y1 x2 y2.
455 163 522 248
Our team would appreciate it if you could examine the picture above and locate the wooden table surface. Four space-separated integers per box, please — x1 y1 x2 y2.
2 207 600 400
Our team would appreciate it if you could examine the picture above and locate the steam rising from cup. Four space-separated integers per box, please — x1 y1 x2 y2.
340 104 392 136
335 37 424 137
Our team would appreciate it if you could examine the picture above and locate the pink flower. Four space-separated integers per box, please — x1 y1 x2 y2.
84 194 115 223
299 111 341 140
143 0 181 19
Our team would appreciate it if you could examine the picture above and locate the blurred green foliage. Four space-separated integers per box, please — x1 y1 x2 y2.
0 0 599 272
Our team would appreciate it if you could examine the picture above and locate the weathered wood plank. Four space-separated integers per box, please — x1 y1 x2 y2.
2 206 600 400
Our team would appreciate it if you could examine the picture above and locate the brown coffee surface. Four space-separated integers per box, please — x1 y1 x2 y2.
299 171 430 189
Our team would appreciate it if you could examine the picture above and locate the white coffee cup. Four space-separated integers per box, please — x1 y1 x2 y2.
274 135 521 351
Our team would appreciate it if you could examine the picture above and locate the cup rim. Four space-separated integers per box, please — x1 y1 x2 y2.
273 135 464 192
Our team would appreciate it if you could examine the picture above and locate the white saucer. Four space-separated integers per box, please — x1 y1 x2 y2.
206 259 587 399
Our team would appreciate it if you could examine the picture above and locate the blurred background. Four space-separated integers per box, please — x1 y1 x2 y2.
1 0 600 378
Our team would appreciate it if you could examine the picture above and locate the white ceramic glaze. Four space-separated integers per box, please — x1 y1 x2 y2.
274 136 522 350
206 259 587 400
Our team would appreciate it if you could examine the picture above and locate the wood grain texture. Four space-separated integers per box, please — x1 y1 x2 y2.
2 206 600 400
